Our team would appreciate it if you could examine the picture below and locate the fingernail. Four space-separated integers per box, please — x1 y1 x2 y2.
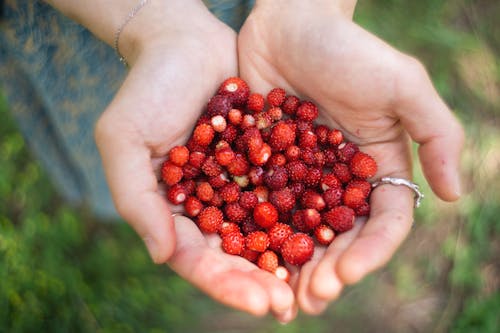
143 236 159 263
277 308 294 325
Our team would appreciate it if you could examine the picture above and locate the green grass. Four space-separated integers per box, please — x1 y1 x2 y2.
1 0 499 332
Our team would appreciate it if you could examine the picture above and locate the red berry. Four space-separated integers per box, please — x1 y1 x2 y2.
221 231 245 255
184 196 204 217
227 153 250 176
182 163 201 180
247 93 265 113
350 151 378 179
209 191 224 207
267 223 294 252
304 167 322 188
188 151 206 169
255 112 272 130
161 161 183 186
267 153 287 168
323 187 344 209
241 247 260 263
197 206 224 233
264 165 289 191
328 129 343 146
207 94 232 117
303 208 321 230
267 88 286 107
296 101 319 121
285 145 301 161
211 115 227 132
314 224 335 245
281 233 315 266
355 202 371 216
233 175 249 188
167 184 188 205
218 221 241 236
333 163 353 184
298 130 317 149
322 206 355 233
239 191 259 210
286 160 308 182
193 123 215 146
228 108 243 125
289 182 306 198
208 173 229 189
217 77 250 107
202 156 223 177
347 179 372 198
246 231 270 252
291 210 308 232
249 143 272 166
320 173 342 191
241 114 256 129
168 145 190 166
269 121 296 151
253 186 269 203
241 216 262 235
315 125 330 146
301 190 326 211
268 107 283 122
224 202 249 223
219 182 241 203
300 147 316 165
220 124 238 143
196 182 214 202
257 250 279 272
248 166 264 186
253 202 279 229
282 95 300 115
337 142 359 163
215 146 235 167
269 187 295 213
342 186 366 209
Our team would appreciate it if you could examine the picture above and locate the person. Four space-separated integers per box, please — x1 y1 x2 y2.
0 0 463 323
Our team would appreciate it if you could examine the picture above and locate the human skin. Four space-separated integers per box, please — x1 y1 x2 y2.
238 0 464 317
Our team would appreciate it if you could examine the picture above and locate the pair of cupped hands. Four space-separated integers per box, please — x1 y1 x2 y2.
94 0 463 323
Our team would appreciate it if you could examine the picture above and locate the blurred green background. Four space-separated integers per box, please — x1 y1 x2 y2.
1 0 499 332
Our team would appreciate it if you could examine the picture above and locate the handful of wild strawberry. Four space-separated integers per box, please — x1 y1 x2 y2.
162 77 377 282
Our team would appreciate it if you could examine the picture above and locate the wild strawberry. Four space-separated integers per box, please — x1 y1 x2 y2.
182 164 200 180
328 129 343 146
269 121 296 151
314 224 335 246
281 233 315 266
286 160 308 182
296 120 314 134
267 223 294 252
221 231 245 255
180 179 196 196
208 173 229 189
298 130 317 149
224 202 249 223
267 87 286 107
207 94 232 117
301 190 326 211
285 145 301 161
264 165 289 191
253 202 278 229
253 186 269 203
336 142 359 163
218 221 241 236
350 151 378 179
167 184 188 205
233 175 249 188
342 186 367 209
255 112 272 130
210 115 227 132
228 108 242 125
209 191 224 207
226 154 250 176
161 161 183 186
188 151 206 169
313 151 326 167
291 210 308 232
258 250 279 272
202 156 223 177
304 167 322 188
333 163 352 183
243 127 263 151
247 93 265 113
296 101 319 122
303 208 321 230
220 124 238 143
248 166 264 186
239 191 259 210
197 206 224 233
300 147 316 165
215 146 235 166
315 125 330 146
321 173 342 191
241 114 256 129
241 216 262 235
186 138 206 154
275 266 291 282
347 179 372 197
246 231 270 252
323 187 343 209
184 196 204 217
241 247 260 263
219 182 240 203
322 206 355 233
282 95 300 115
217 77 250 107
267 153 287 168
289 182 306 198
324 148 337 167
269 187 295 213
196 181 214 202
249 143 272 166
168 145 190 167
268 107 283 122
355 202 371 216
193 123 215 146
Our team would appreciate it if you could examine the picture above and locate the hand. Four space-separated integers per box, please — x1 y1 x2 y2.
94 0 293 318
238 0 464 316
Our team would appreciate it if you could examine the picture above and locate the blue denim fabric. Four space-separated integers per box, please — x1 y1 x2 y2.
0 0 254 219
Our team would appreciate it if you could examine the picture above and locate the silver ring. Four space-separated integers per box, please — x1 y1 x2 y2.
371 177 424 208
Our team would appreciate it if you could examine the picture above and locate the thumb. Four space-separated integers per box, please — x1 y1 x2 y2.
95 117 176 263
396 58 464 201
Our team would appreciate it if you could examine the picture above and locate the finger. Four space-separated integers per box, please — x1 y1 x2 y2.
249 269 295 319
336 182 414 284
309 221 364 300
95 117 176 264
168 215 272 316
396 58 464 201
